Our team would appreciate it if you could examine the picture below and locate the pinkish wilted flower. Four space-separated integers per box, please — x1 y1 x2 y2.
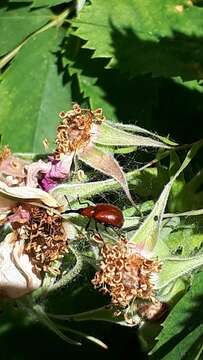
0 182 66 298
26 154 73 192
39 155 74 191
52 104 134 202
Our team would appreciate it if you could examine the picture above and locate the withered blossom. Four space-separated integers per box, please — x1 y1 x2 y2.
26 155 73 191
0 182 66 298
6 202 68 276
25 104 105 192
24 104 134 203
92 237 161 322
55 104 104 157
53 104 134 203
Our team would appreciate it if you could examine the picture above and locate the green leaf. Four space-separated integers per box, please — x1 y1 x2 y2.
130 140 203 255
0 4 51 56
156 254 203 291
96 122 172 148
114 123 178 146
167 151 186 212
9 0 71 4
64 35 116 119
32 0 72 7
73 0 203 79
0 28 71 152
150 271 203 359
165 219 203 257
173 77 203 93
74 71 116 119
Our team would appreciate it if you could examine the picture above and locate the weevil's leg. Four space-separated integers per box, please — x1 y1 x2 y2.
64 195 72 210
104 225 122 238
104 225 111 235
95 220 99 234
85 218 91 231
77 194 91 207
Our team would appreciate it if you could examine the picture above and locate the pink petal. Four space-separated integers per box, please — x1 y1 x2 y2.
26 160 51 188
39 154 74 191
49 155 74 179
8 206 30 225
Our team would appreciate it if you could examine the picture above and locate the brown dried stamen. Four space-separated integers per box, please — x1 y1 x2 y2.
55 104 105 158
92 238 161 312
18 206 68 274
0 145 11 163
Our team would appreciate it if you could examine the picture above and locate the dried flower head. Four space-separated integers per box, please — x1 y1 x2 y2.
12 205 68 275
92 238 161 320
55 104 105 158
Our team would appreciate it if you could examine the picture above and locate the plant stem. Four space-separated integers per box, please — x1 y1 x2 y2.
0 8 72 70
48 246 83 293
32 246 83 300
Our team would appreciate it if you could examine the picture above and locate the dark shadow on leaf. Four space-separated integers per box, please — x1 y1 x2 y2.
1 2 32 10
110 24 203 80
151 289 203 358
0 287 147 359
0 0 9 8
66 31 203 146
109 24 203 143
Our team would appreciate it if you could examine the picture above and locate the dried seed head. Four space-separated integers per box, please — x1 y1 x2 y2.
14 205 68 275
92 238 161 320
55 104 105 158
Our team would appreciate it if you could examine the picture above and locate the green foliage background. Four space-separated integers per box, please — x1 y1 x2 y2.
1 0 203 358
